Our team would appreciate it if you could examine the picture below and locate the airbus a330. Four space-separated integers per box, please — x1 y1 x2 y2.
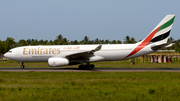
4 15 176 69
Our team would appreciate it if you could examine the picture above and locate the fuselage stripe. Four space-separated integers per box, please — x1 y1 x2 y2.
124 26 161 59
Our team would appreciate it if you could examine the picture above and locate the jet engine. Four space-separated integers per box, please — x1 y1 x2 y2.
48 57 69 67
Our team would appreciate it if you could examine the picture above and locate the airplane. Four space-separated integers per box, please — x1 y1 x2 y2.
4 15 176 69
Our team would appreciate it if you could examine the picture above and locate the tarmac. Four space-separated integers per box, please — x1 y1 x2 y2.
1 67 180 72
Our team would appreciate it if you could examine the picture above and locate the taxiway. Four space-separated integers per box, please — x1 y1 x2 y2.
0 67 180 72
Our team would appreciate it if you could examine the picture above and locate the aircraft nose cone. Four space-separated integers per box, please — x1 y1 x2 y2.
4 53 8 58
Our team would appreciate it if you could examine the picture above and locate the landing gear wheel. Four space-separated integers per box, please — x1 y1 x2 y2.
20 62 25 69
78 63 95 70
90 64 95 68
84 65 89 70
78 65 83 70
21 65 25 69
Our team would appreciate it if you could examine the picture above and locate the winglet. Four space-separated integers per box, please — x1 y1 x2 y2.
89 45 102 53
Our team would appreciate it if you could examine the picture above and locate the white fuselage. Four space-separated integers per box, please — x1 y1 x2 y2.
4 44 154 63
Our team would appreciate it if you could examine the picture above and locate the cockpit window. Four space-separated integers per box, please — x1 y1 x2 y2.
8 51 12 53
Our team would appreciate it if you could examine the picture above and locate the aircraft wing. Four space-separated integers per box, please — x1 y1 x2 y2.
65 45 102 59
151 43 174 50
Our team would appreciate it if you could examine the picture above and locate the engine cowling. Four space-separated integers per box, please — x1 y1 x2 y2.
48 57 69 67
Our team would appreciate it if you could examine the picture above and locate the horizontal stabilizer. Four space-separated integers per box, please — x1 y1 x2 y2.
151 43 174 50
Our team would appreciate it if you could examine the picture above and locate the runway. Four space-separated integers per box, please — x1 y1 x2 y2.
1 67 180 72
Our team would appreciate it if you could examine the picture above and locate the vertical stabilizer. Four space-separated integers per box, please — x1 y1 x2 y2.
124 15 175 59
141 15 175 45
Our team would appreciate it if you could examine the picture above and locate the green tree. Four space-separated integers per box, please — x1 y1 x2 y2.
39 39 44 45
111 40 117 44
130 37 137 43
53 39 59 45
26 39 31 45
83 36 89 44
47 40 53 45
62 38 69 45
168 37 174 43
123 36 130 43
0 40 5 53
19 39 26 46
117 40 122 44
100 40 104 44
44 40 48 45
71 40 79 45
123 36 137 43
56 34 63 45
104 40 110 44
4 37 16 52
94 38 100 44
30 39 38 45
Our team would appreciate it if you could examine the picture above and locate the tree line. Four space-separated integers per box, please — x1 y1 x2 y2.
0 34 179 54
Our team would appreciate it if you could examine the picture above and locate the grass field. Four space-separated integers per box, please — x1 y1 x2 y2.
1 60 180 100
0 59 180 68
0 72 180 101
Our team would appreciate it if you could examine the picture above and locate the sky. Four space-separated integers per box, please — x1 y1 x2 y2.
0 0 179 42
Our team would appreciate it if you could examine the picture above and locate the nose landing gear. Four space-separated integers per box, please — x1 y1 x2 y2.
21 62 25 69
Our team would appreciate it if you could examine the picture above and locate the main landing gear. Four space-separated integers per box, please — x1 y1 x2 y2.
78 63 95 70
20 62 25 69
